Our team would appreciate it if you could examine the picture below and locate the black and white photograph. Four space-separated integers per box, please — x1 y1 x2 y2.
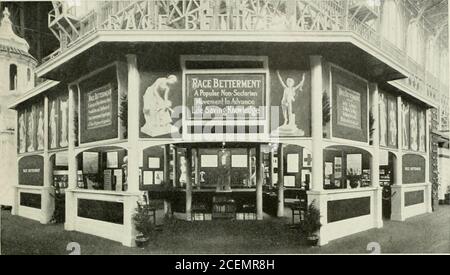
0 0 449 261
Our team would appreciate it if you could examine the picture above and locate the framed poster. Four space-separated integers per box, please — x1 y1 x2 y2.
231 155 248 168
147 157 160 169
201 155 218 168
287 154 299 173
334 157 342 179
154 171 164 185
284 176 296 187
82 152 99 174
143 171 154 185
346 154 362 175
106 152 118 168
55 152 68 167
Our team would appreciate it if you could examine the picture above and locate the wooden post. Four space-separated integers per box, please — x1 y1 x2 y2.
256 144 263 220
310 56 324 192
277 144 284 217
194 148 200 189
370 83 382 228
173 146 178 187
163 144 171 216
247 147 252 186
41 96 54 224
186 147 193 221
269 148 274 188
65 85 78 231
126 54 140 193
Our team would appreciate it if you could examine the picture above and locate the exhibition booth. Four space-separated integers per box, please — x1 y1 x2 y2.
11 43 432 246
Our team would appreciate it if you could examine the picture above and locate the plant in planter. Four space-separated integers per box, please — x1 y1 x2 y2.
133 198 155 248
346 169 362 189
299 201 322 246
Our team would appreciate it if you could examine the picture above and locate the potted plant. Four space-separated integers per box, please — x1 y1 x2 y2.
347 169 361 189
133 200 154 248
299 201 322 246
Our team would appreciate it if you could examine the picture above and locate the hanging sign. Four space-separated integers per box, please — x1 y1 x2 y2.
337 85 362 130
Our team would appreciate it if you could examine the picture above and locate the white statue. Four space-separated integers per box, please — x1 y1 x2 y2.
27 109 35 152
419 112 425 151
18 113 26 153
389 100 397 146
50 101 57 149
410 110 418 151
179 156 187 187
59 99 68 147
273 71 306 136
37 109 44 150
379 94 387 146
141 75 178 137
402 103 409 149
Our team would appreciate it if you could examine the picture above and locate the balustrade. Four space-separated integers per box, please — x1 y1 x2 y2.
42 0 445 106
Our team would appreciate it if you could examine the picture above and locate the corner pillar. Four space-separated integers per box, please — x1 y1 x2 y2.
307 55 328 246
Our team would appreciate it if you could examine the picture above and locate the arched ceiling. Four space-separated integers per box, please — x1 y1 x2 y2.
409 0 448 45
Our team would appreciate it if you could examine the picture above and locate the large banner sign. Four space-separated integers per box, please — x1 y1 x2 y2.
186 74 265 120
79 66 119 143
86 85 113 130
331 67 368 143
336 85 362 130
18 155 44 186
402 154 426 184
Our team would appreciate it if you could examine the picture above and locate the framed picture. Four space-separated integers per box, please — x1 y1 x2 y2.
231 155 247 168
55 152 68 167
83 152 98 174
287 154 299 173
148 157 160 169
201 155 218 168
284 176 296 187
106 152 118 168
154 171 164 185
143 171 154 185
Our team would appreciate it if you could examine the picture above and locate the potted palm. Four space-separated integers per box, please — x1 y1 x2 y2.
347 169 362 189
133 200 154 248
299 201 322 246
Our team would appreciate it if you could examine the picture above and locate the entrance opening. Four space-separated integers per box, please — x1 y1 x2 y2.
51 152 68 224
380 151 396 220
143 142 310 222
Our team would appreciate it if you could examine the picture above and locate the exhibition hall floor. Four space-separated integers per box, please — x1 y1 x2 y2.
1 207 449 255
